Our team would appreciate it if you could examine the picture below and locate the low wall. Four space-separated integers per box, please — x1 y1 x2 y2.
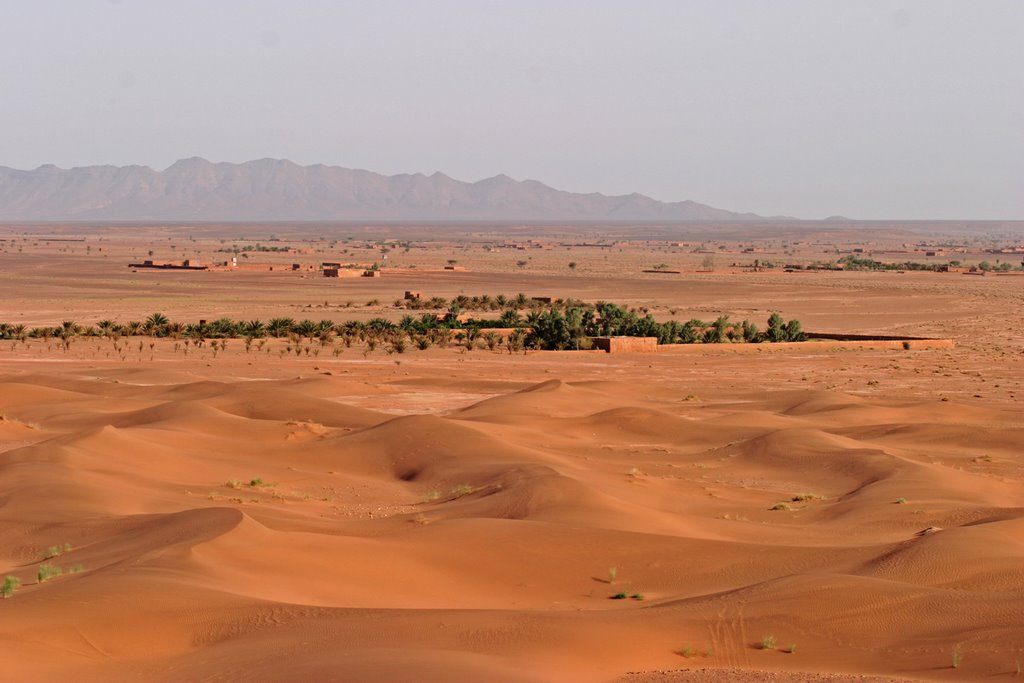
808 332 936 342
593 337 659 353
475 328 519 339
659 338 955 353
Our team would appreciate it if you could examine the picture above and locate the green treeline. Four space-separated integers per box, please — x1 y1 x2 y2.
0 298 805 351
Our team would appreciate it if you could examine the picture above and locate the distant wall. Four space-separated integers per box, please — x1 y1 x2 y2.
593 336 659 353
659 338 955 353
475 327 518 339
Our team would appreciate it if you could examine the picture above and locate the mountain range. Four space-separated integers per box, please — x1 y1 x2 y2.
0 158 765 222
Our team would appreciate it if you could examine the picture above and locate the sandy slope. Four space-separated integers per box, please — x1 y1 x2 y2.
0 339 1022 683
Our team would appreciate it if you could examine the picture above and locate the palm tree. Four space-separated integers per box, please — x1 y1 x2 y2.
242 320 266 338
741 320 760 343
499 309 520 328
145 312 169 335
268 318 295 338
366 318 396 333
766 313 787 343
295 319 318 341
208 318 239 338
784 319 805 342
704 315 730 344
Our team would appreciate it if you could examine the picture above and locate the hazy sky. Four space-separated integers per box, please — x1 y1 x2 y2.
1 1 1021 219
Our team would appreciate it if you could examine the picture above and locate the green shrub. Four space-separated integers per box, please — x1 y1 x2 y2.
37 564 62 583
449 483 475 497
1 576 20 598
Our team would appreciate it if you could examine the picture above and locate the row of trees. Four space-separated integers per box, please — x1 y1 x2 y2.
838 254 1024 272
397 292 553 312
1 304 805 351
526 307 804 350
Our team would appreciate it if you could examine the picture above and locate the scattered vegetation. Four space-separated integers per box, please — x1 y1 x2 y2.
42 542 72 559
894 497 908 504
760 634 777 650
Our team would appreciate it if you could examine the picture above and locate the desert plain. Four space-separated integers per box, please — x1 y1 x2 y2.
0 221 1023 682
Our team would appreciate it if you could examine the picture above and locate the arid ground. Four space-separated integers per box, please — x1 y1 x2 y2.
1 222 1022 682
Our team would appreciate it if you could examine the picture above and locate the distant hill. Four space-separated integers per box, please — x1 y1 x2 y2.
0 158 768 222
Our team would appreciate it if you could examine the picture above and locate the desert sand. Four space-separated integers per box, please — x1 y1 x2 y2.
1 222 1023 682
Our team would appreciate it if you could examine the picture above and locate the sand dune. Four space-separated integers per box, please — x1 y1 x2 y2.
1 351 1022 682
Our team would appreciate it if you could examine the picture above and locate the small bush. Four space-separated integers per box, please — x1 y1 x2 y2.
761 634 776 650
38 564 62 583
607 566 617 583
676 646 695 658
952 644 963 669
610 592 627 600
450 483 475 497
1 576 20 598
249 478 264 487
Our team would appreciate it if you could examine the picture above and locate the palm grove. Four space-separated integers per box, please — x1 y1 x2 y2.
0 296 805 352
